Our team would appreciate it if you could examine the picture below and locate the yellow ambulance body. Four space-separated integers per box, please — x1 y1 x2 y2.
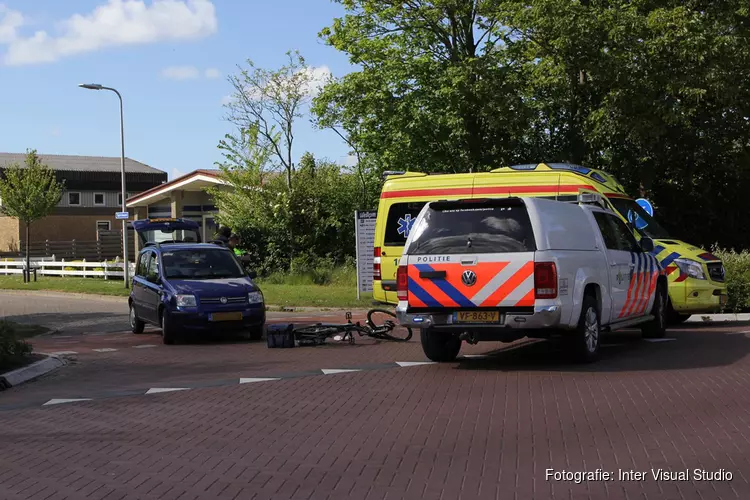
373 163 727 322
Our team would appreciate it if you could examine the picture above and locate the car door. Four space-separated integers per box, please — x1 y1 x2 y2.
131 252 151 319
141 251 163 324
606 214 657 319
592 211 636 323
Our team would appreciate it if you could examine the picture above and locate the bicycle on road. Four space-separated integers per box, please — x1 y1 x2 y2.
293 309 413 345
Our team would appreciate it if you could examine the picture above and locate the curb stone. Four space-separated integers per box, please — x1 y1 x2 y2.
686 313 750 323
0 354 66 389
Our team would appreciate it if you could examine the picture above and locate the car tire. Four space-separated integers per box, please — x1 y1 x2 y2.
642 282 668 339
247 324 265 341
129 303 145 334
665 298 691 325
420 328 461 362
161 310 177 345
568 294 601 363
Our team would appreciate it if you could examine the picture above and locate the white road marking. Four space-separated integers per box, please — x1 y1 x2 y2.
145 388 190 395
92 348 117 352
461 354 489 359
239 377 282 384
48 351 78 355
43 398 91 406
643 338 677 343
396 361 436 367
133 344 158 349
321 369 361 375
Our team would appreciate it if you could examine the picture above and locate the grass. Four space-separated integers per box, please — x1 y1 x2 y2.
0 275 375 309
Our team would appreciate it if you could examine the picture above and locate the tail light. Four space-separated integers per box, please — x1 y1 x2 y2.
373 247 382 281
534 262 557 299
396 265 408 301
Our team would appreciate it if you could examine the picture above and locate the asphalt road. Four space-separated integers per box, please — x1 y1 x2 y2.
1 291 750 499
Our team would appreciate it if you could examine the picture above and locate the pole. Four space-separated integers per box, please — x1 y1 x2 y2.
112 89 129 288
354 210 361 301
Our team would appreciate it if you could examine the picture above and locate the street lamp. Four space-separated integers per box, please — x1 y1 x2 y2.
78 83 129 288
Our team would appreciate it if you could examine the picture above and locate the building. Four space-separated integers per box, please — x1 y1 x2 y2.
125 169 226 253
0 153 167 251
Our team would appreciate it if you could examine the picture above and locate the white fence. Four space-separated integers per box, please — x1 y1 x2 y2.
0 258 136 279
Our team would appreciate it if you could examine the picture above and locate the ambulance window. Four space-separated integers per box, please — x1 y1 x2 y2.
384 202 427 246
409 202 536 254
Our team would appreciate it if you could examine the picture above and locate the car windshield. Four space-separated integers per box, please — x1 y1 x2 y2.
607 198 670 239
161 249 245 280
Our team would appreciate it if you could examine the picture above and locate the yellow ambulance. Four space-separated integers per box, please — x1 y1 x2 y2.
372 163 727 323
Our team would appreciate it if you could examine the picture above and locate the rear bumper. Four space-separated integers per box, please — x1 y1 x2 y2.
396 303 562 331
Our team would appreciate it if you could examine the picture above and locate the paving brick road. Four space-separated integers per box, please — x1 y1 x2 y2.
2 292 750 499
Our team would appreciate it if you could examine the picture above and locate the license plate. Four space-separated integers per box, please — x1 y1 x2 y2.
210 312 243 322
454 311 500 323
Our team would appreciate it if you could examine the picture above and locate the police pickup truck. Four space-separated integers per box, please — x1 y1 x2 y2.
395 194 667 363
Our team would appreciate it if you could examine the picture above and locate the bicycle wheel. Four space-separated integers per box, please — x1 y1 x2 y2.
366 309 413 342
293 325 341 345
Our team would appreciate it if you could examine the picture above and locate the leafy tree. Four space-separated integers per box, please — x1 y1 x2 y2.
314 0 533 174
225 50 316 189
0 150 63 278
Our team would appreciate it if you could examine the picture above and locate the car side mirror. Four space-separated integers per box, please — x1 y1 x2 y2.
247 270 257 280
640 237 655 253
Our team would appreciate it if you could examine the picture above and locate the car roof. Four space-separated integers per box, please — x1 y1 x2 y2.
141 243 230 253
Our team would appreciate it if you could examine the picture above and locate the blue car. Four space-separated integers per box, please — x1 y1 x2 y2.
128 218 265 344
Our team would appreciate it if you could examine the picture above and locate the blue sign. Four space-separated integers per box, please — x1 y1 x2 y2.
397 214 416 238
115 211 130 220
627 198 654 230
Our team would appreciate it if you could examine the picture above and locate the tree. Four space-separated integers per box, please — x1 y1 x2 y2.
314 0 533 174
0 150 63 280
224 50 316 189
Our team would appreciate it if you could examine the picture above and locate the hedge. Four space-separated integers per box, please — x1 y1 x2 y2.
0 321 32 371
713 248 750 313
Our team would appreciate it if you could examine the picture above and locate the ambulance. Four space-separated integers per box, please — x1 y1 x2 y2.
372 163 727 323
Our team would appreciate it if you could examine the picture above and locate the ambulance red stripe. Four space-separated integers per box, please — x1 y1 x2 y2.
380 184 596 199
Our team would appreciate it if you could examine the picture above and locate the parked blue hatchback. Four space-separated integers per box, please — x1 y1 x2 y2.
128 218 265 344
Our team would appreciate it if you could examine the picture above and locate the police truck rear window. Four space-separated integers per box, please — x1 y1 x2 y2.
408 202 536 255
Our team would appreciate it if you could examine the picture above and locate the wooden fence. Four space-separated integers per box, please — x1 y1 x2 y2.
0 259 135 279
0 230 136 261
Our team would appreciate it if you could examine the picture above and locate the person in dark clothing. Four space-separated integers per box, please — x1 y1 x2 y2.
228 233 252 266
214 226 231 245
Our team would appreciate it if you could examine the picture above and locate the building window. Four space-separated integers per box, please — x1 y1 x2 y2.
68 192 81 206
117 192 130 206
94 193 105 206
96 221 111 232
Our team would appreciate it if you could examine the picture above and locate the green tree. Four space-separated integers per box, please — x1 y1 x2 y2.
313 0 533 174
0 150 63 278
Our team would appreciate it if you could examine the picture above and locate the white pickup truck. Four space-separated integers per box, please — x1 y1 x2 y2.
395 194 667 363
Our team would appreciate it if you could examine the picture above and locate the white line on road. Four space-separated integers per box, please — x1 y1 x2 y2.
396 361 436 367
48 351 78 355
145 388 190 395
133 344 158 349
644 338 677 343
321 369 362 375
239 378 282 384
43 398 91 406
92 348 118 353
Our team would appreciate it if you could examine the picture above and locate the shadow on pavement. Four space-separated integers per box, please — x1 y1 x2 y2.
454 324 750 373
4 312 128 335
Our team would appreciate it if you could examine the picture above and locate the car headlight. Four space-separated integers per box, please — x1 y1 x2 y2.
175 294 197 307
674 258 706 280
248 291 263 304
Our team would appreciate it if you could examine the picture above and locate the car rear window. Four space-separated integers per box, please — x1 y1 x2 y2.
407 200 536 255
383 201 428 246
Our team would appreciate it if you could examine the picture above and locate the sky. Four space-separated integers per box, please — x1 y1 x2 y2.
0 0 355 181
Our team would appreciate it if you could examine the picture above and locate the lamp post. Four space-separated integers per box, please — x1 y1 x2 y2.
78 83 129 288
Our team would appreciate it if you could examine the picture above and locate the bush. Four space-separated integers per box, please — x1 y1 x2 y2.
0 321 32 370
259 258 357 287
713 248 750 313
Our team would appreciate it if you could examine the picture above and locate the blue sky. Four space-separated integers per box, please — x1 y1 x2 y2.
0 0 354 180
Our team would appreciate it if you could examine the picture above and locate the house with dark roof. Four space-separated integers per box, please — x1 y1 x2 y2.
0 153 167 252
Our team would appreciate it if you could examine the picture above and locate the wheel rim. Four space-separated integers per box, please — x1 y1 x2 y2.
584 307 599 353
129 306 136 328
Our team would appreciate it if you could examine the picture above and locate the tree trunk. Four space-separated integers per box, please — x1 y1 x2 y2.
25 222 30 283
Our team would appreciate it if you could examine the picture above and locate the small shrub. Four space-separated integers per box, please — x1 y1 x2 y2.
713 247 750 313
0 321 33 370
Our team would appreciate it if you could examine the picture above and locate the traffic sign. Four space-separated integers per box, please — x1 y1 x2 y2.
115 211 130 220
636 198 654 216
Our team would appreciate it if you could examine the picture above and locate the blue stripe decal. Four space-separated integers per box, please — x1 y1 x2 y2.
652 245 665 256
407 277 441 308
660 252 681 268
414 264 475 308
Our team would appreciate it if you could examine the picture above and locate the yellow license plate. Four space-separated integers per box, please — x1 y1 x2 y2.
454 311 500 323
210 312 243 322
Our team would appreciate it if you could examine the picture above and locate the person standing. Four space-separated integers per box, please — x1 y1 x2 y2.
214 226 231 245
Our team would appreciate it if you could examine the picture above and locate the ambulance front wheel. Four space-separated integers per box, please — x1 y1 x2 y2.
420 328 461 362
